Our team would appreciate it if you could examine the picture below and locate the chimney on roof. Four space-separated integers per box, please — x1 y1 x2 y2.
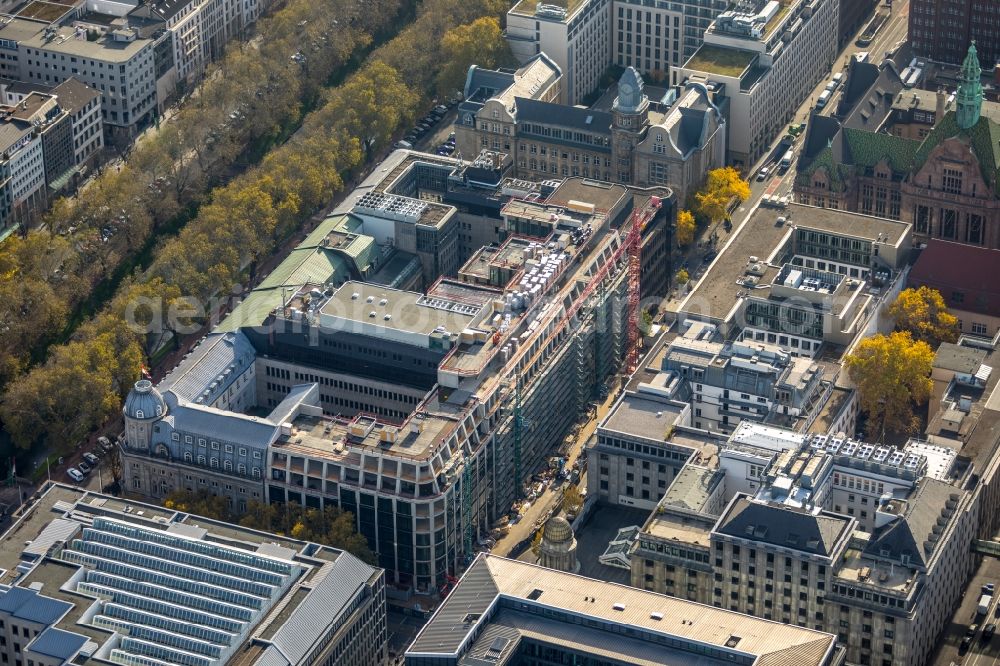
935 87 945 120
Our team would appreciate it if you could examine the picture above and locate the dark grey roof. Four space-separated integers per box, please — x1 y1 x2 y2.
837 60 881 118
867 478 959 567
51 78 100 114
515 98 612 134
26 628 88 661
715 497 850 557
159 398 278 449
798 114 842 165
842 63 903 131
464 66 516 101
0 587 71 625
673 108 708 155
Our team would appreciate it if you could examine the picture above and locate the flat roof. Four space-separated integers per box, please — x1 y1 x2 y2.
509 0 586 19
409 555 837 663
678 202 906 326
319 280 479 336
684 44 756 78
546 178 629 214
0 485 379 666
643 509 716 548
787 203 910 245
21 26 151 61
661 464 724 513
678 204 790 324
601 392 684 442
278 409 456 460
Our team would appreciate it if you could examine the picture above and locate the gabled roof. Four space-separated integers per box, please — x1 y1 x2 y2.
715 496 850 557
514 97 612 134
836 60 881 118
913 111 1000 196
159 331 255 403
908 240 1000 317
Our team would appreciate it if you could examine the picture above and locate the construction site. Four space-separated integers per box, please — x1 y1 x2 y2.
119 149 675 596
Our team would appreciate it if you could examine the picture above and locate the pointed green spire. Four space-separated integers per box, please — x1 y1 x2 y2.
956 41 983 130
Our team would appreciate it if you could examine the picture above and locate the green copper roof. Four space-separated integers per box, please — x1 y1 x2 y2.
957 42 984 130
216 289 284 332
913 111 1000 196
257 247 351 290
843 127 920 171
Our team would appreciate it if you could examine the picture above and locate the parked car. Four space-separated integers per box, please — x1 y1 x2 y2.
394 140 413 150
67 467 84 483
984 583 996 595
83 452 100 466
434 105 448 115
984 623 997 641
78 461 92 474
98 436 113 451
961 636 973 653
756 167 770 181
968 624 980 638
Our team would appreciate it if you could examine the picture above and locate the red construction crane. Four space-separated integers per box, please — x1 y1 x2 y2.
626 196 661 373
504 195 662 385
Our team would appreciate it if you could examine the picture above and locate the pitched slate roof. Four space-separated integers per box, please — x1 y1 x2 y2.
715 497 851 557
159 396 279 449
867 477 958 568
514 97 612 134
159 331 255 403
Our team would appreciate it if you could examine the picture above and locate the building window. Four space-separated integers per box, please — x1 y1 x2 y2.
915 205 930 233
967 214 984 244
942 168 962 195
972 322 989 336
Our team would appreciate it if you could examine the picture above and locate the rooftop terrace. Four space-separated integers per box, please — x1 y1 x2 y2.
510 0 585 19
684 45 756 78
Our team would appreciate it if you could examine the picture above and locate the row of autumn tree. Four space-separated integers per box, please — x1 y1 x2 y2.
164 490 375 564
847 286 960 439
0 1 514 450
0 0 409 391
674 166 751 248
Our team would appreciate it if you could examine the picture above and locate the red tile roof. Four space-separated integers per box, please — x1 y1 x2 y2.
908 240 1000 316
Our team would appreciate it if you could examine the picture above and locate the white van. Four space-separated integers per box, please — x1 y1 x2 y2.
780 149 794 170
832 72 845 87
816 90 832 109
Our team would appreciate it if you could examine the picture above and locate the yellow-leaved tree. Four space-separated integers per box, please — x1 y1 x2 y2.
676 209 696 247
694 167 750 224
436 17 514 97
845 331 934 438
887 286 959 346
